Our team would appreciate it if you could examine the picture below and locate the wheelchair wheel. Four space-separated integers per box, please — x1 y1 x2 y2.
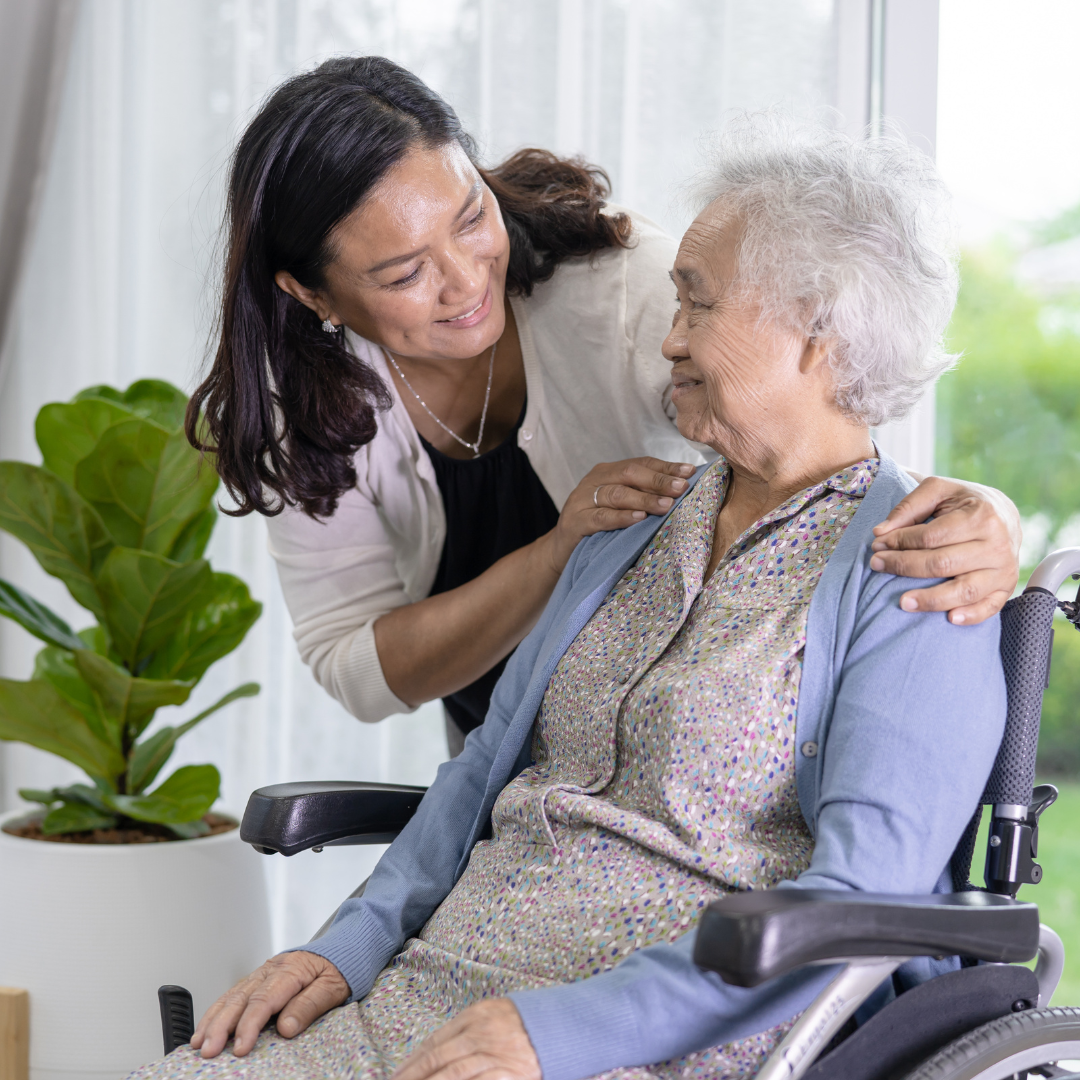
902 1006 1080 1079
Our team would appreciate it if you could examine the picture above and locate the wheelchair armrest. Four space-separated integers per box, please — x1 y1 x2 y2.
693 889 1041 987
239 781 427 857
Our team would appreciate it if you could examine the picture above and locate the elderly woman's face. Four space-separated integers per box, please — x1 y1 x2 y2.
663 204 833 462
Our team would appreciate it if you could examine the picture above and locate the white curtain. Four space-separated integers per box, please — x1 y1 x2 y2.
0 0 891 950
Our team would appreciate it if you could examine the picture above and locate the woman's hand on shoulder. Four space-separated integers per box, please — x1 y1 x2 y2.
544 457 696 573
189 950 349 1058
869 475 1021 626
392 998 540 1080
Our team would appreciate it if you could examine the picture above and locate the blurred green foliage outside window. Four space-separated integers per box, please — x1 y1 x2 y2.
937 206 1080 777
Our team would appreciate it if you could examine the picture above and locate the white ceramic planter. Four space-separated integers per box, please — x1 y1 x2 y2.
0 811 272 1080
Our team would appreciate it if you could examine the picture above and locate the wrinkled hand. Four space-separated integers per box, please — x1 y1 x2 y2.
545 457 696 573
392 998 541 1080
189 951 349 1059
870 476 1021 625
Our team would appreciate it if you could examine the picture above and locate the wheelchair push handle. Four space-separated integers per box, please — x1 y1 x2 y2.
978 546 1080 897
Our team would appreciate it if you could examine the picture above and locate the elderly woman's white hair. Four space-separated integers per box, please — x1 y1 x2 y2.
689 112 959 426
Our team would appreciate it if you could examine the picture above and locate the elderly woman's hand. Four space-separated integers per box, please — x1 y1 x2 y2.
189 951 349 1059
545 457 696 573
869 476 1021 625
391 998 541 1080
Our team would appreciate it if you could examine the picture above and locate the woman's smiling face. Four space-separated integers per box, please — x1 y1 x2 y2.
309 142 511 361
662 202 835 465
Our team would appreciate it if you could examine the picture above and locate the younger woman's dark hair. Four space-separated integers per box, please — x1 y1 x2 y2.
188 55 631 518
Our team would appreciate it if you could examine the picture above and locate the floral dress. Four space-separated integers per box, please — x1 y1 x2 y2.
133 457 877 1080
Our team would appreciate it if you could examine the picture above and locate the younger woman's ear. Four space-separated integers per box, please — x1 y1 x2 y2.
274 270 334 321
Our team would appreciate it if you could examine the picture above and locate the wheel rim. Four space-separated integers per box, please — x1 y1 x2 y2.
950 1043 1080 1080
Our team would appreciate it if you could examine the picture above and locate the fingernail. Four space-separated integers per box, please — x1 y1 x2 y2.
900 596 918 611
658 496 673 508
632 511 646 519
952 611 966 624
677 464 694 475
870 540 886 551
279 1016 297 1036
869 556 884 571
671 479 687 492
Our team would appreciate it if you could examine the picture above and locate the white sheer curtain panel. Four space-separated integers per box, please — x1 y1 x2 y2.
0 0 78 382
0 0 934 949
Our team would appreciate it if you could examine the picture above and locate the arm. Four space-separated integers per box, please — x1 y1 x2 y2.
270 458 693 721
188 524 625 1059
872 474 1021 627
501 573 1007 1080
376 457 694 706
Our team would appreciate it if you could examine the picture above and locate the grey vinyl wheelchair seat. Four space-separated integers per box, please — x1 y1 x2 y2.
157 548 1080 1080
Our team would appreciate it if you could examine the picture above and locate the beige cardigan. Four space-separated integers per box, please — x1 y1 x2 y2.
265 210 709 723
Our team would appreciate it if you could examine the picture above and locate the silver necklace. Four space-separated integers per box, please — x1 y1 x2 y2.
384 344 497 459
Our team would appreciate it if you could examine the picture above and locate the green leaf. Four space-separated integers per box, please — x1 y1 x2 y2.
74 385 125 404
34 645 119 749
35 398 135 485
42 802 117 834
52 782 113 812
108 763 219 825
0 462 113 618
70 381 189 433
73 649 193 741
96 548 212 669
73 420 218 557
0 677 126 781
127 682 258 793
0 578 86 651
126 727 176 794
77 623 114 657
167 504 217 563
167 818 211 839
120 380 190 431
143 573 261 682
19 787 59 806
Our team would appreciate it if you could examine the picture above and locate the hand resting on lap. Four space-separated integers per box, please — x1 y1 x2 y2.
189 951 349 1058
391 999 541 1080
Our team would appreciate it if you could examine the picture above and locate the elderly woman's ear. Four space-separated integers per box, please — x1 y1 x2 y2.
799 334 837 373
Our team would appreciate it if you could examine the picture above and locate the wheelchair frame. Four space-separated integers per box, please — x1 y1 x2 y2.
158 547 1080 1080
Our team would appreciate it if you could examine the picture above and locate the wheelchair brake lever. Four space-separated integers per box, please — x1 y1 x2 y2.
985 784 1058 896
1057 575 1080 630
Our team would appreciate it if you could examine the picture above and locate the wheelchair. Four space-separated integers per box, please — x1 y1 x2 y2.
157 547 1080 1080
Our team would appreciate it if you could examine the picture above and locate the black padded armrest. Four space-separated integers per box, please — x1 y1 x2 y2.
240 781 427 856
693 889 1040 987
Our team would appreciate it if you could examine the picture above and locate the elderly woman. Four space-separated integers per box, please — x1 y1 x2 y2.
137 116 1006 1080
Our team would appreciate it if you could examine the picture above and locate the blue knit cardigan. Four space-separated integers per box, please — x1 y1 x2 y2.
297 453 1007 1079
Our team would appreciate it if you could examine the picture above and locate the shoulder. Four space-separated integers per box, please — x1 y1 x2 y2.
521 206 676 317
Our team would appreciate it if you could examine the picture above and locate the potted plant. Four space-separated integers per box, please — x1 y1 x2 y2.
0 380 271 1077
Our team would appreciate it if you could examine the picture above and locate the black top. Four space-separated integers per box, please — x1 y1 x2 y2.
418 401 559 734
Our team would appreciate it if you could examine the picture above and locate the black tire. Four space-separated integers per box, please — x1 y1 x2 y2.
902 1006 1080 1080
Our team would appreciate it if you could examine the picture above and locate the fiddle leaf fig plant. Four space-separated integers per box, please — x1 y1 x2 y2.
0 380 261 838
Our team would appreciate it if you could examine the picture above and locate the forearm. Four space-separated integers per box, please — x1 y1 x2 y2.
374 532 563 706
